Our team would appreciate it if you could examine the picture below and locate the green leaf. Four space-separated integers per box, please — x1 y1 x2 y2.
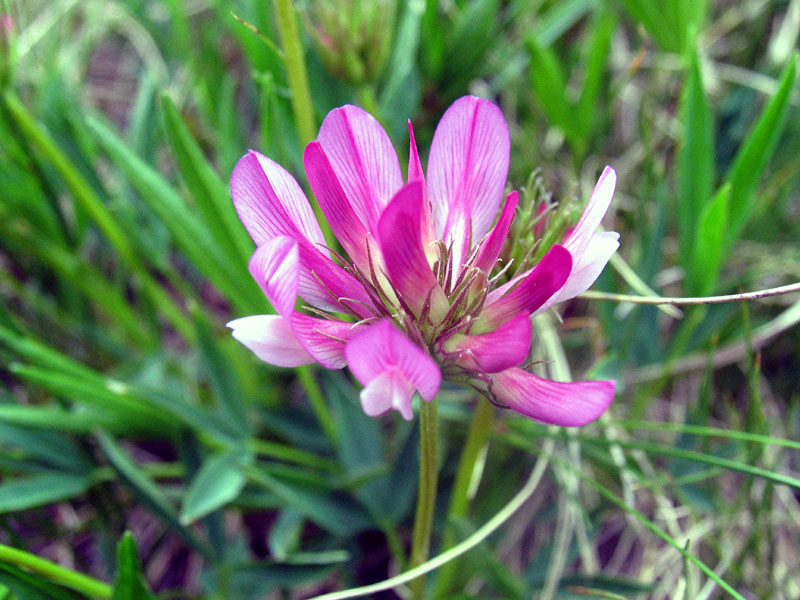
181 447 251 524
0 473 92 514
575 6 617 146
677 46 714 268
267 508 304 561
724 54 798 247
160 95 254 271
525 35 571 134
688 183 730 296
112 533 157 600
95 430 213 558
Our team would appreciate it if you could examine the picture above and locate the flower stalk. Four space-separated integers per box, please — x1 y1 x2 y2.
433 398 494 596
409 395 439 600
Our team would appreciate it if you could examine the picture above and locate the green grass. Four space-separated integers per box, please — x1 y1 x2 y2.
0 0 799 598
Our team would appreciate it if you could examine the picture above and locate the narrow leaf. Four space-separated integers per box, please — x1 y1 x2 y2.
181 448 251 524
112 533 157 600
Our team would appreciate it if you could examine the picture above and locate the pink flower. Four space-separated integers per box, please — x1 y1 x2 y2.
228 96 618 426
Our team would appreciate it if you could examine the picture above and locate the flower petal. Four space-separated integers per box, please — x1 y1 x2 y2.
291 314 356 369
345 319 442 420
476 244 571 331
428 96 510 269
489 368 615 426
377 181 449 322
444 313 531 373
471 191 518 274
563 166 616 259
228 315 314 367
304 141 371 268
359 370 417 421
248 237 299 317
317 105 404 232
231 151 327 251
552 231 619 304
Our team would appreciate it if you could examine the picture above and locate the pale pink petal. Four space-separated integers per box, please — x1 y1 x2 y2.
476 244 572 331
228 315 314 367
317 105 404 232
304 141 371 268
428 96 510 269
291 314 356 369
471 191 518 274
445 313 531 373
489 368 615 426
359 370 416 421
248 237 299 317
345 319 442 420
231 151 327 252
376 182 449 322
550 231 619 305
563 166 616 259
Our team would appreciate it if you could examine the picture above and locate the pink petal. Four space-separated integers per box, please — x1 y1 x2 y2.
476 244 572 331
248 237 299 317
407 121 436 245
376 181 449 322
231 151 327 252
345 319 442 419
551 231 619 305
427 96 510 270
317 105 404 232
291 314 356 369
444 313 531 373
489 368 615 426
303 141 371 268
227 315 314 367
407 120 425 184
359 370 417 421
471 191 518 274
563 166 616 260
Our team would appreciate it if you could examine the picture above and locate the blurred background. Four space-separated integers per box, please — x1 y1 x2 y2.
0 0 799 598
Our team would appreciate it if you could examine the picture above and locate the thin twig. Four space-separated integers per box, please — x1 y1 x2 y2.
581 281 800 307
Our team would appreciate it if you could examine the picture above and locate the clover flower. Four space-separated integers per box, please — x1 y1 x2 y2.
228 96 618 425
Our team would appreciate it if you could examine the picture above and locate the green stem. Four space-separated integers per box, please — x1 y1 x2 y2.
272 0 315 147
272 0 336 250
433 399 494 597
409 396 439 600
0 543 112 599
297 365 339 445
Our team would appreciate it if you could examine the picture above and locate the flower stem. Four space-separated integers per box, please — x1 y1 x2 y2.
0 543 112 599
409 396 439 600
271 0 336 249
432 399 494 596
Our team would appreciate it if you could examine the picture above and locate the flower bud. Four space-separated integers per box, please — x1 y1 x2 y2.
303 0 396 86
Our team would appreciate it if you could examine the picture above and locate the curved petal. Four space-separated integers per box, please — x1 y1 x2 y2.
359 370 417 421
248 237 299 317
304 141 371 268
377 182 449 322
563 166 616 259
551 231 619 305
345 319 442 419
471 191 518 274
476 244 571 331
444 313 531 373
427 96 510 269
291 314 357 369
227 315 314 367
408 121 436 245
489 368 615 426
317 105 404 232
231 151 327 251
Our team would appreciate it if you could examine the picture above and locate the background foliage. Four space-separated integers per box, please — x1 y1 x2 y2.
0 0 799 598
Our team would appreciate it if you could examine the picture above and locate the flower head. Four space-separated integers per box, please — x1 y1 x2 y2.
228 96 618 425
